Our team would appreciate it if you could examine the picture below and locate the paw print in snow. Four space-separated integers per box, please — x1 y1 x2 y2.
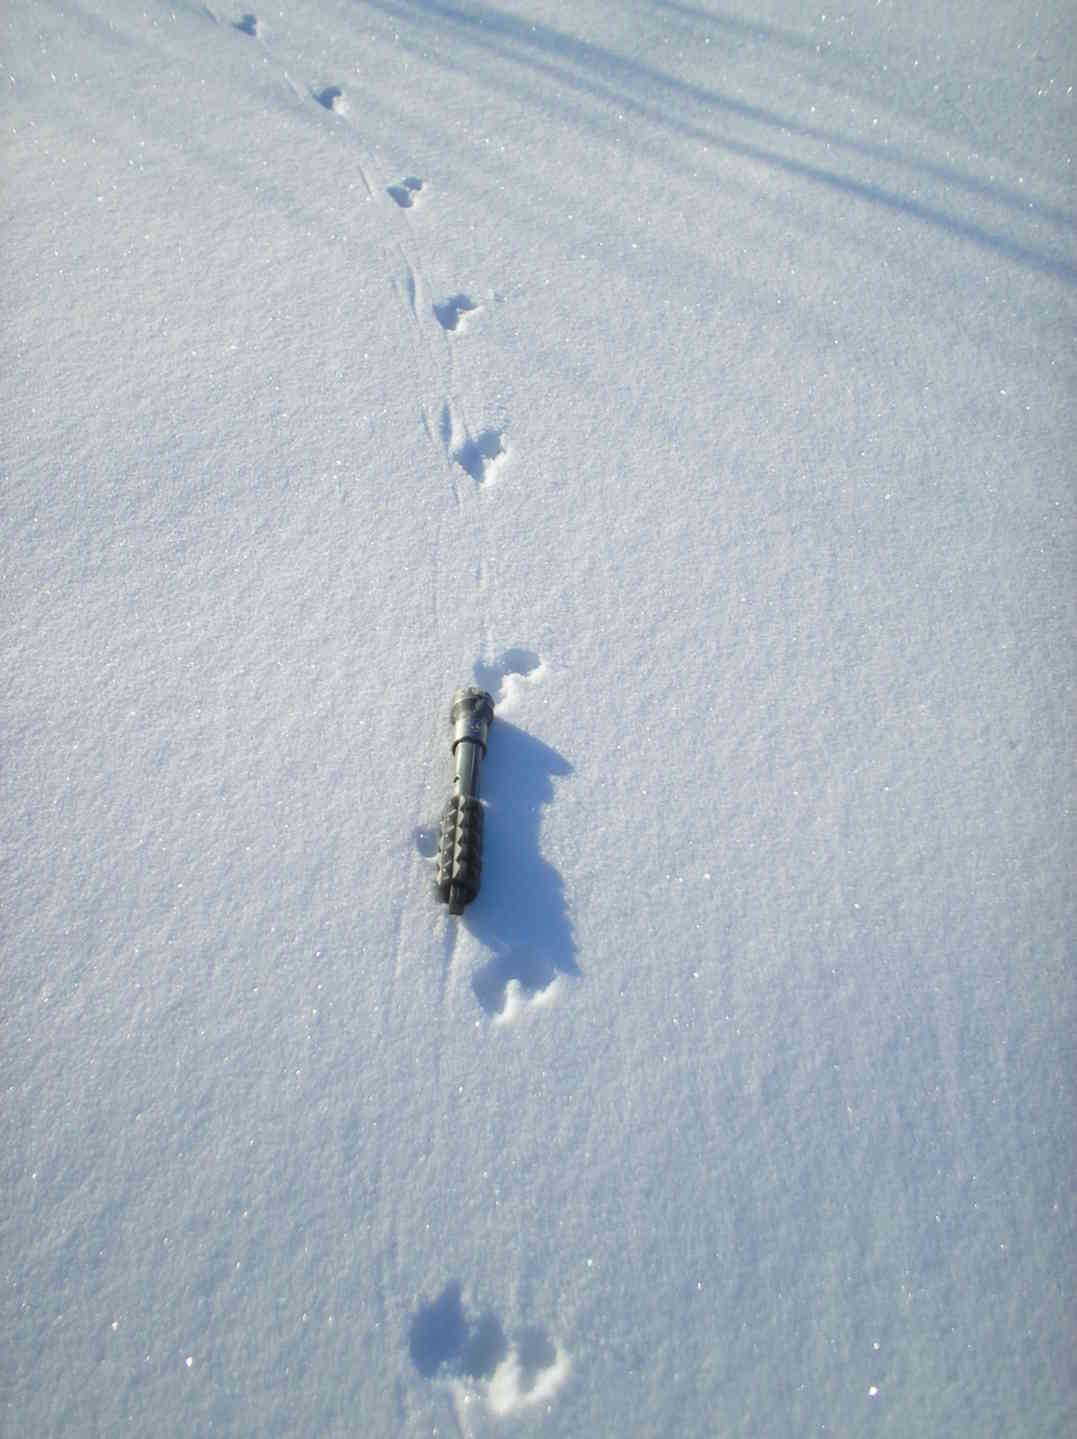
388 176 424 208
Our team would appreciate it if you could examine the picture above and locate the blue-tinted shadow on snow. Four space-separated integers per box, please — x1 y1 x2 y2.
409 1281 507 1379
363 0 1075 285
463 720 578 1015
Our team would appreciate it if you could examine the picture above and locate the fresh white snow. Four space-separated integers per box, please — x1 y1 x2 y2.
2 1 1074 1434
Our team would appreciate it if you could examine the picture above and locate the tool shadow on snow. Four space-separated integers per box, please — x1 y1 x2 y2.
463 721 578 1017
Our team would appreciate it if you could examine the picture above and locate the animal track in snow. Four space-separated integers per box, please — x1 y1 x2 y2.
408 1282 569 1419
433 293 480 332
453 429 507 487
487 1325 571 1415
233 12 260 35
388 176 424 208
473 648 544 709
314 85 349 115
472 948 569 1021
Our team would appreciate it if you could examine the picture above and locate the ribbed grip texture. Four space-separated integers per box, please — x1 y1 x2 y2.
435 795 484 908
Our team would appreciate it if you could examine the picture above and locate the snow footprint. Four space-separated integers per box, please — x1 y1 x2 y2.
314 85 349 115
434 293 480 332
408 1283 570 1419
440 401 507 487
388 176 424 208
473 649 545 710
453 429 507 486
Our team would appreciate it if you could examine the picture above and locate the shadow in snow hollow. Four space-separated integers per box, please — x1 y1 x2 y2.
409 1281 507 1379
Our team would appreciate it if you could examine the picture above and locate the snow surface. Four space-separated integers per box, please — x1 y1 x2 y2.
2 1 1075 1434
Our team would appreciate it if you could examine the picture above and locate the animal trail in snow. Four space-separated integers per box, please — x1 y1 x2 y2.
388 176 424 208
433 293 480 332
408 1282 570 1418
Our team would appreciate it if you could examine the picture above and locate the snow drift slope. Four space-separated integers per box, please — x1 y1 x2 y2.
2 1 1074 1435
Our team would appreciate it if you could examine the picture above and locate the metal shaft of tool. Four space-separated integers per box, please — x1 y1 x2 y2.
435 687 494 914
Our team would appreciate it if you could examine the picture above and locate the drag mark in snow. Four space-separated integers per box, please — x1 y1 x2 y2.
408 1283 569 1420
433 294 480 332
388 176 424 208
433 403 465 510
393 257 420 322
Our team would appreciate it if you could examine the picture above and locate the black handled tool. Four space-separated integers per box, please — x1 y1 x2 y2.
435 687 495 914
